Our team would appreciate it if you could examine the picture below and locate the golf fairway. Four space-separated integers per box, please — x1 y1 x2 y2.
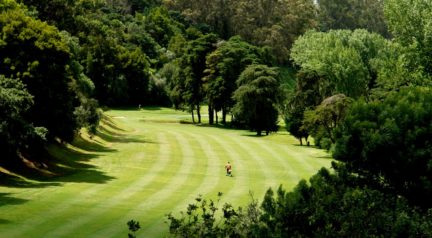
0 108 332 237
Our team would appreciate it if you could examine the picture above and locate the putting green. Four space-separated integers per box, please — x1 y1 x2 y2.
0 107 331 237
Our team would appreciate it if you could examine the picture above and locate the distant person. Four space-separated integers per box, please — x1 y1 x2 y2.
225 162 232 176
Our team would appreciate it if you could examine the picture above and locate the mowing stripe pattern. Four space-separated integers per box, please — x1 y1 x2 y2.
0 108 332 237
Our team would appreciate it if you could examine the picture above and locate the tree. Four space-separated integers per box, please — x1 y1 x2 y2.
282 70 323 145
0 6 77 141
284 104 309 146
288 29 391 145
302 94 353 148
165 0 317 64
259 168 432 237
317 0 389 37
204 36 261 124
0 76 46 161
291 29 391 100
145 7 183 47
178 33 218 123
384 0 432 83
334 87 432 208
77 12 153 106
232 64 282 136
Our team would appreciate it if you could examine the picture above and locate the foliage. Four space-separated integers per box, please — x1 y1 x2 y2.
174 33 218 123
166 192 262 237
302 94 353 148
73 98 101 136
383 0 432 85
145 7 183 47
259 168 432 237
282 70 322 145
334 87 432 208
127 219 141 238
0 76 46 160
167 168 432 237
288 29 396 146
0 6 77 141
164 0 317 64
283 99 309 146
204 36 261 124
291 29 390 99
232 64 282 136
76 11 153 106
317 0 389 36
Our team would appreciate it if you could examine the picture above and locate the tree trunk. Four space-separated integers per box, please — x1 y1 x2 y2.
208 104 214 125
196 104 201 123
299 138 303 146
257 130 262 136
191 108 195 124
215 110 219 124
222 108 227 124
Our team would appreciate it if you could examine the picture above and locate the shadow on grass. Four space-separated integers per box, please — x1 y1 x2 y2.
140 106 162 111
70 135 116 153
0 193 29 224
0 172 61 188
0 135 116 188
101 114 127 132
0 193 28 206
97 125 151 144
41 141 115 184
194 122 246 131
0 218 11 224
316 155 333 160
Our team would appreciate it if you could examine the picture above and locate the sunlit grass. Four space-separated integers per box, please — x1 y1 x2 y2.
0 107 331 237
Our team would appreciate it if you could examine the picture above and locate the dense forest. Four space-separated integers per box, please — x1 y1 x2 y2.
1 0 432 236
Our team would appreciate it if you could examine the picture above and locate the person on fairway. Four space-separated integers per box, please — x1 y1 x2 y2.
225 161 232 176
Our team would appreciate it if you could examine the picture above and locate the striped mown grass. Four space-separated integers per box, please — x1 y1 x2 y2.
0 107 332 237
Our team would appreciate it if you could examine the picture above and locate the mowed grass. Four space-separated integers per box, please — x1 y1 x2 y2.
0 107 332 237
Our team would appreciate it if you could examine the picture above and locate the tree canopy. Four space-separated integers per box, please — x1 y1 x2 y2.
233 64 282 136
334 87 432 208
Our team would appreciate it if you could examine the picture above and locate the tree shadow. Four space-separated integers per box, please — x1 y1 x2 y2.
316 155 333 160
97 125 153 144
0 193 29 224
0 218 11 224
101 114 127 132
195 122 248 132
241 134 266 137
70 134 116 153
40 142 116 184
0 172 61 188
140 106 162 111
0 193 28 206
0 139 115 187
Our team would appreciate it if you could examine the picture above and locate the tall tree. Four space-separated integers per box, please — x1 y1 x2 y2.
232 64 282 135
0 6 77 141
204 36 261 124
178 33 218 123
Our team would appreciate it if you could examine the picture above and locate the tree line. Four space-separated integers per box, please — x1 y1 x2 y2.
2 0 387 163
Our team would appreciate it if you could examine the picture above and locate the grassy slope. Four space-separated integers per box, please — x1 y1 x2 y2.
0 107 331 237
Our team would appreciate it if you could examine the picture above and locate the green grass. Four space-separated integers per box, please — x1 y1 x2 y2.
0 107 331 237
